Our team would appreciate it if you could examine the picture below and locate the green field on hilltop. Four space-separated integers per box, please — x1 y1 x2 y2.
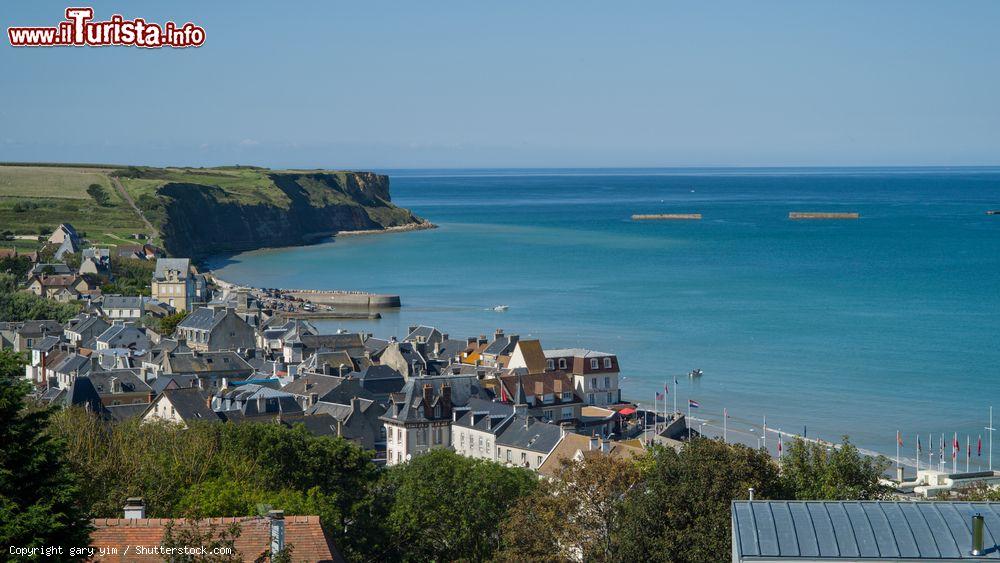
0 163 418 258
0 165 147 246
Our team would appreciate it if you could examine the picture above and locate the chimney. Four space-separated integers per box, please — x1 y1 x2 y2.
147 390 154 403
339 363 347 377
589 435 598 451
441 384 452 418
206 396 212 410
441 333 448 341
494 328 504 340
478 335 487 346
269 510 286 555
123 497 145 519
351 396 362 413
748 488 755 501
322 362 332 375
554 379 563 394
467 337 476 346
433 341 441 357
422 384 433 411
310 392 319 406
535 381 544 398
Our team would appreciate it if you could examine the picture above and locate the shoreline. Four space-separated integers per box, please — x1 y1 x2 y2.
336 221 438 237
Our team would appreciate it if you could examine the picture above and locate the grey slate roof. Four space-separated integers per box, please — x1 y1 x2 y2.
29 263 72 277
731 501 1000 561
158 387 220 422
495 416 563 454
150 374 199 394
102 295 144 310
153 258 191 281
177 307 227 331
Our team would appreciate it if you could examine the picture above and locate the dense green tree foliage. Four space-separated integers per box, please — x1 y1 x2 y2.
378 449 538 562
616 439 782 563
49 410 378 558
101 257 154 296
779 436 892 500
0 350 92 557
0 275 82 322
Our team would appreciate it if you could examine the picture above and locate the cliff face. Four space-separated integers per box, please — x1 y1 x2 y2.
154 171 426 259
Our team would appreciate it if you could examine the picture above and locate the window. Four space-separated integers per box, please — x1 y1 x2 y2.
558 358 567 369
461 433 465 448
604 357 613 369
562 407 573 419
546 359 554 370
604 376 610 388
537 455 542 466
506 449 512 462
591 377 597 389
543 409 553 421
591 358 599 369
607 392 613 404
588 393 594 404
478 436 484 452
521 452 527 464
562 391 572 401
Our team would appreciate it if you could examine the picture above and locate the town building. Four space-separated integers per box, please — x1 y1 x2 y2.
382 375 484 465
544 348 622 407
175 306 256 352
731 500 1000 562
151 258 202 311
99 295 145 320
497 372 583 425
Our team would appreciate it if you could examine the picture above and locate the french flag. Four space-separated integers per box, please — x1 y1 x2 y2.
688 399 701 409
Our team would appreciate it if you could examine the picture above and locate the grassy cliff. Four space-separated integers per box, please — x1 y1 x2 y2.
0 163 429 259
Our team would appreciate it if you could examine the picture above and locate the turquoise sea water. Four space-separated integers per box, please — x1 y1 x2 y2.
208 168 1000 461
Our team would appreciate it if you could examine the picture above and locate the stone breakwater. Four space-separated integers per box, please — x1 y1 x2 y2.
336 221 437 237
210 275 401 308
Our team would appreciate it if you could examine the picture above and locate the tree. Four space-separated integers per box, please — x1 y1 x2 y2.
779 436 892 500
501 452 641 562
0 350 92 556
86 183 112 207
159 310 189 337
616 439 783 563
385 449 537 562
0 284 83 322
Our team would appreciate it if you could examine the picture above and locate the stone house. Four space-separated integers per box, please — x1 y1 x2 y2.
175 306 256 352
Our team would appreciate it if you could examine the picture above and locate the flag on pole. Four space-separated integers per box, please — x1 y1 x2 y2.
778 433 783 456
655 391 664 401
664 383 669 395
897 431 903 447
979 435 983 457
918 436 922 454
953 433 959 460
968 435 972 460
724 408 730 418
688 399 701 409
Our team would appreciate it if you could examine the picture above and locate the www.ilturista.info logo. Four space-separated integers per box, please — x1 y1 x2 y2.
7 7 205 48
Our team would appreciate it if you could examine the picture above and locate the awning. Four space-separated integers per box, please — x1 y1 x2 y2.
617 407 636 416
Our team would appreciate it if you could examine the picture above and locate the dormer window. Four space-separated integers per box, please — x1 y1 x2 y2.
590 358 599 370
604 357 612 369
558 358 567 370
546 359 554 371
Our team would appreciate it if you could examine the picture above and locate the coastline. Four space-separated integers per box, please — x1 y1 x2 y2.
336 221 438 237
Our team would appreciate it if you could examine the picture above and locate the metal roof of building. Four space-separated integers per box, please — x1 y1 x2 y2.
732 501 1000 561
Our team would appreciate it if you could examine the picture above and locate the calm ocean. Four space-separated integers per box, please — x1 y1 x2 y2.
208 168 1000 462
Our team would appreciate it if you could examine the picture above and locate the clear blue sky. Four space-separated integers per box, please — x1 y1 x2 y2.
2 1 999 168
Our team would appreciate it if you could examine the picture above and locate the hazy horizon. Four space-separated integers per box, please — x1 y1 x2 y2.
4 1 1000 168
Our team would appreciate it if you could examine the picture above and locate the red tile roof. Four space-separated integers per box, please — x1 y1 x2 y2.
89 515 343 562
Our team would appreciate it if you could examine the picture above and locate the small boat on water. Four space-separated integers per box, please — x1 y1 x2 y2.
987 210 1000 215
688 368 703 378
491 305 509 312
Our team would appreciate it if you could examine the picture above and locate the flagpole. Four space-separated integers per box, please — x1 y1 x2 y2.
673 377 677 417
723 408 728 444
953 432 957 475
687 399 692 440
967 434 971 473
896 430 900 470
763 415 767 450
987 406 995 472
928 433 932 470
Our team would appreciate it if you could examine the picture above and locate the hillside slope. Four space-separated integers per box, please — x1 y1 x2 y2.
0 164 431 259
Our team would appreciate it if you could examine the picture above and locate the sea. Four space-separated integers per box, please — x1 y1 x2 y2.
207 167 1000 465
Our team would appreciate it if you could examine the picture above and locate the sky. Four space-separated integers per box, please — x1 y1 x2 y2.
2 1 999 169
